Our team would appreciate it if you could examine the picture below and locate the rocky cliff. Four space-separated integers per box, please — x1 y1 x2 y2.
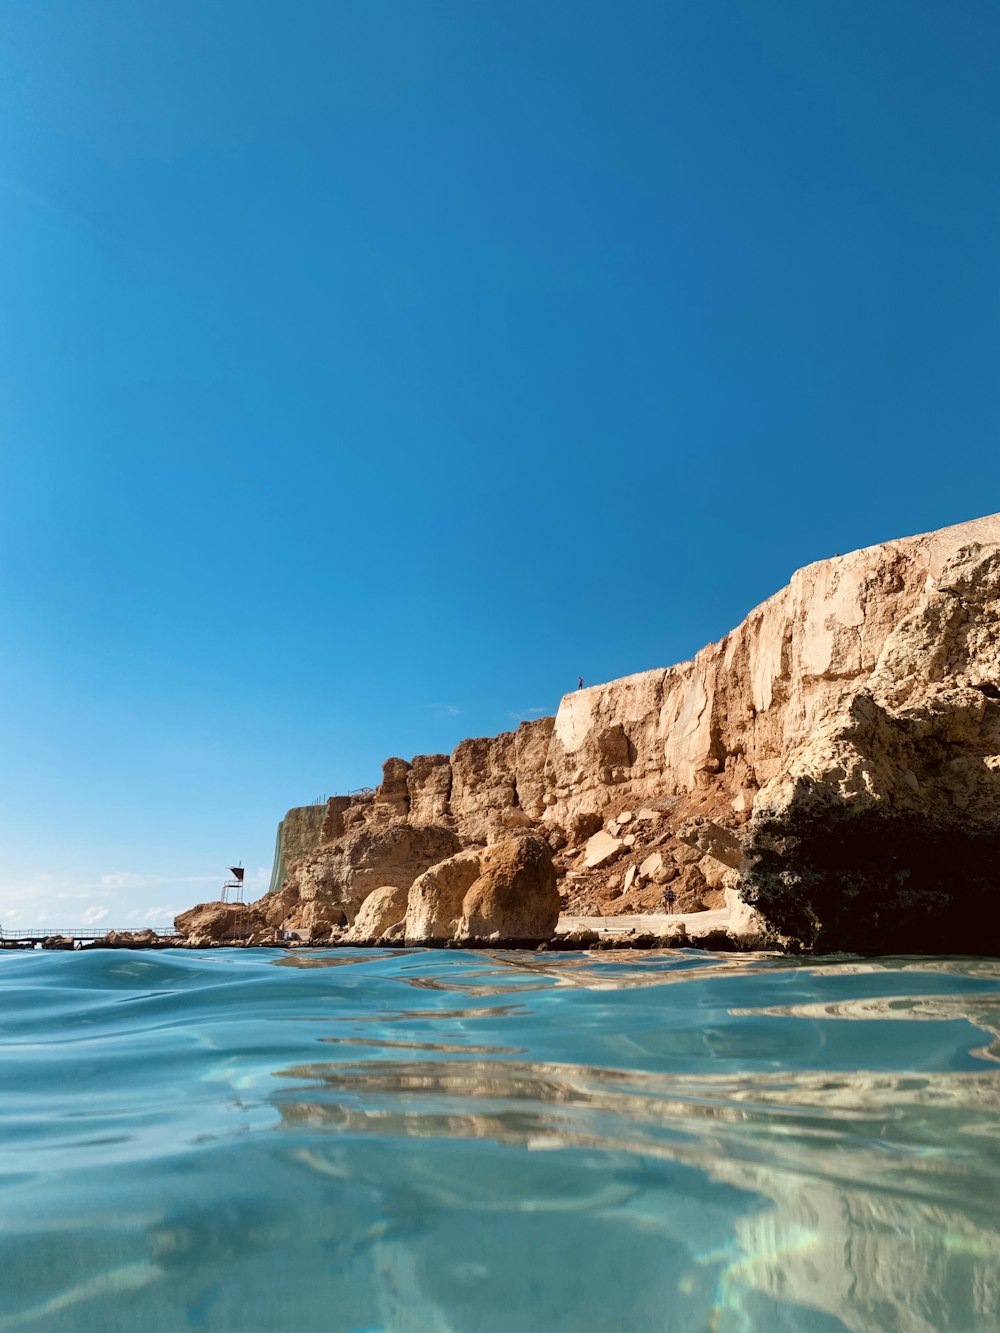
186 513 1000 952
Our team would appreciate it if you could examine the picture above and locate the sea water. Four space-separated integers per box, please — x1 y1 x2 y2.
0 948 998 1333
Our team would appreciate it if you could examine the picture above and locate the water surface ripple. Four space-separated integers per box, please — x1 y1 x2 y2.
1 947 998 1332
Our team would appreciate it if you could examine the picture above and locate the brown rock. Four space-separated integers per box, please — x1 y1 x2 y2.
405 849 483 944
264 822 461 935
96 928 162 948
375 757 412 819
459 834 559 943
697 854 729 891
567 811 603 846
346 884 409 943
552 928 600 949
319 796 353 844
449 733 517 840
174 901 266 941
741 546 1000 950
639 851 673 884
583 831 623 869
406 754 452 824
677 817 744 869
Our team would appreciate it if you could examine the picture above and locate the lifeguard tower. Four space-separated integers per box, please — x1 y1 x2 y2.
221 864 245 904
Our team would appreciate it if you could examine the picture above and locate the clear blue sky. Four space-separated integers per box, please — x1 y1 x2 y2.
1 1 997 927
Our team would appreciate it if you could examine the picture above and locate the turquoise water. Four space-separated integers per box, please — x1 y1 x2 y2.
1 948 998 1332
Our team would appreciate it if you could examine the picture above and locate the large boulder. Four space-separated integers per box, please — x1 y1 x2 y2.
459 834 559 944
345 885 409 943
405 849 483 944
582 830 622 869
677 816 744 869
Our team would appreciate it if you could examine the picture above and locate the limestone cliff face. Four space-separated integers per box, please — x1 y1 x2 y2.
266 804 327 895
742 535 1000 950
543 512 1000 820
261 513 1000 951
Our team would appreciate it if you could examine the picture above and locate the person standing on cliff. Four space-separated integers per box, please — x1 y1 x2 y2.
578 676 584 690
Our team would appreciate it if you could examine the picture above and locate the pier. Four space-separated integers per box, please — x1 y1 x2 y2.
0 927 175 950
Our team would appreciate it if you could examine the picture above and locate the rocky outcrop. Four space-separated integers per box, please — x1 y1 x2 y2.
407 754 452 824
94 928 169 948
262 823 461 939
174 901 266 946
249 513 1000 953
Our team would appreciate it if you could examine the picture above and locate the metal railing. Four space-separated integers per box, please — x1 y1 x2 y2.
0 926 173 941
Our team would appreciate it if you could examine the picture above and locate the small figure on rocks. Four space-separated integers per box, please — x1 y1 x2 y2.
662 887 676 914
578 676 584 690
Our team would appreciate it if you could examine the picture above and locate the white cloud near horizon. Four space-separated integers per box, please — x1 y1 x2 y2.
100 872 144 890
100 872 217 890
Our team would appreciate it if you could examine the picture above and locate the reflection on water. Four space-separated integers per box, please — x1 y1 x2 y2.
0 946 998 1332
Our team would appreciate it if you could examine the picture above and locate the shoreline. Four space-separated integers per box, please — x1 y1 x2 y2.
3 907 769 953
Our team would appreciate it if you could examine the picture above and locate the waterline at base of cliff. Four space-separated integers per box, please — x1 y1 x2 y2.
2 946 999 1332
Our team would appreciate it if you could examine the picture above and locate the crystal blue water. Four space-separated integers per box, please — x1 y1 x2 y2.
1 947 998 1333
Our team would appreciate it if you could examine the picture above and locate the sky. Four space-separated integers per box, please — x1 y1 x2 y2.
1 1 998 929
